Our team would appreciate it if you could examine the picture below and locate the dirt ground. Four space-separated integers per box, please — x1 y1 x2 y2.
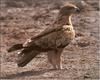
0 0 99 80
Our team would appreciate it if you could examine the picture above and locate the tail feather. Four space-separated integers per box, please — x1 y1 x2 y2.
8 44 23 52
17 50 40 67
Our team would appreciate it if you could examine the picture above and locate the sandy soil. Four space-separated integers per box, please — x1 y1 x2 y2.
0 0 99 80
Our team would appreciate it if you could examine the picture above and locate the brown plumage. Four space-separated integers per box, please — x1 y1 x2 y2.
8 3 80 69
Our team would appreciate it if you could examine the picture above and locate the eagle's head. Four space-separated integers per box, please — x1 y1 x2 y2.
60 3 80 16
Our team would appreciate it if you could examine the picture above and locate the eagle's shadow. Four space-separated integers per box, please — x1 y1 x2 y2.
1 69 54 79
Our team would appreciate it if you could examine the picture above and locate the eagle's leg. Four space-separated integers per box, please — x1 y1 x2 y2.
56 48 63 69
47 48 63 69
47 51 57 69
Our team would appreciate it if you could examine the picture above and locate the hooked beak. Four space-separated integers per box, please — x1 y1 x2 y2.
75 8 81 13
